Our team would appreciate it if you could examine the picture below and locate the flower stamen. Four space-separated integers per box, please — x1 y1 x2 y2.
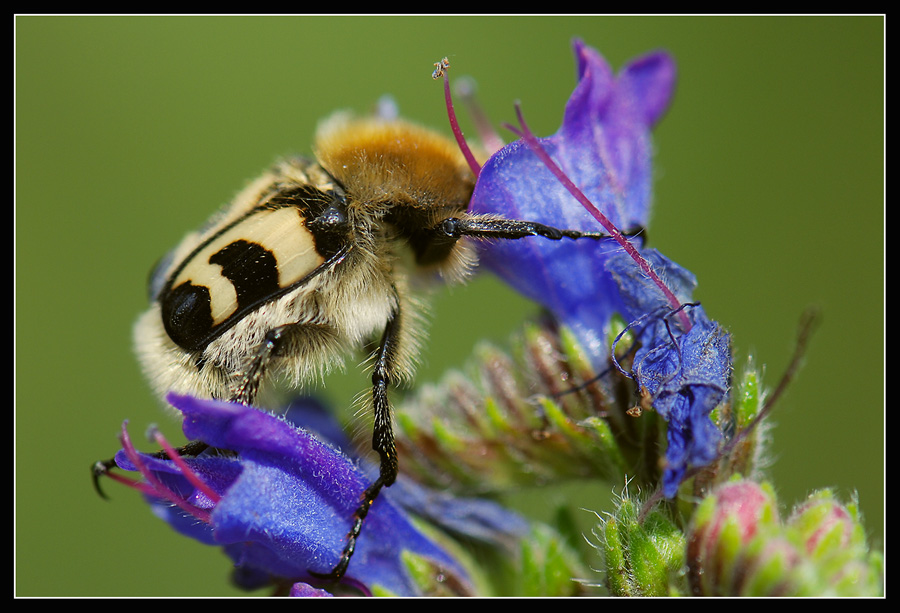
149 425 221 505
118 421 212 523
433 57 482 178
505 103 692 332
98 462 164 498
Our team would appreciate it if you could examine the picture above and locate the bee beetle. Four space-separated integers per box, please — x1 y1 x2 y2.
130 112 615 581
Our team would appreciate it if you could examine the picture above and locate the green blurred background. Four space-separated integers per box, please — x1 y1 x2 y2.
16 16 883 596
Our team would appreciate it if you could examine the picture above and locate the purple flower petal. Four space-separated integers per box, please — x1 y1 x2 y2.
465 38 729 498
289 582 335 597
469 39 676 363
116 394 471 595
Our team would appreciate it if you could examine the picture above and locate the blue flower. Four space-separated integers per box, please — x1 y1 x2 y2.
606 249 732 497
466 40 730 497
469 38 676 363
111 393 477 596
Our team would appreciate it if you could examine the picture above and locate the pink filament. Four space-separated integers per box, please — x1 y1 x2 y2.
506 104 692 332
118 422 212 523
436 60 482 178
150 426 221 505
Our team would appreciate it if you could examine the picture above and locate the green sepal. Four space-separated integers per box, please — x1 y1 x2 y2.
598 493 685 596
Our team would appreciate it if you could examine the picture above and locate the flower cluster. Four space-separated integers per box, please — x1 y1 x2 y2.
98 39 882 596
467 39 730 498
685 479 883 596
470 40 676 363
111 394 484 596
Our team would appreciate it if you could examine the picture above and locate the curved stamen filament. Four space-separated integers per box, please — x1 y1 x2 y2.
101 464 168 498
118 422 212 523
433 57 482 178
149 426 221 506
505 103 692 332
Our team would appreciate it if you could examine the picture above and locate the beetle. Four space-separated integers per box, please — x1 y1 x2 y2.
119 111 618 581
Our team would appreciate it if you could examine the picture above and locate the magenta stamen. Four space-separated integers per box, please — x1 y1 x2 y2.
102 467 167 498
433 58 482 178
119 422 212 523
150 426 221 505
506 104 692 332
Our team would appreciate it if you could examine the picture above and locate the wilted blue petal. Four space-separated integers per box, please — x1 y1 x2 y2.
607 250 732 497
115 394 470 596
469 39 676 363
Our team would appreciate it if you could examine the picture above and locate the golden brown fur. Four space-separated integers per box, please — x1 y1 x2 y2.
134 114 478 408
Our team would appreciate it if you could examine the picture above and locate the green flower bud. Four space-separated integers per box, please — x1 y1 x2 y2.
596 490 685 596
393 319 640 495
687 479 782 595
687 480 884 596
785 490 884 596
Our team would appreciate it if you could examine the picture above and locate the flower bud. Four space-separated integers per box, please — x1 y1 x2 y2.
686 479 783 595
687 480 883 596
598 491 685 596
785 490 884 596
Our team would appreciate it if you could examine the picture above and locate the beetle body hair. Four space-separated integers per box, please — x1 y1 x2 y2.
134 115 475 407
